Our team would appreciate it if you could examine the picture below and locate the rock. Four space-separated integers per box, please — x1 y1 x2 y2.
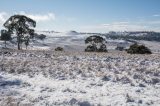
136 89 141 93
119 76 131 84
97 83 103 86
139 83 146 87
152 78 160 84
102 75 111 81
133 74 141 79
153 72 160 77
126 94 135 103
69 98 78 105
9 69 15 73
138 100 143 104
78 101 91 106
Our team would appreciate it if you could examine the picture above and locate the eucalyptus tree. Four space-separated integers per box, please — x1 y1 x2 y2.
85 35 107 52
3 15 36 50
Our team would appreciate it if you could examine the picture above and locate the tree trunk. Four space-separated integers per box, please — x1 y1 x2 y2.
18 42 20 50
17 35 21 50
5 41 6 48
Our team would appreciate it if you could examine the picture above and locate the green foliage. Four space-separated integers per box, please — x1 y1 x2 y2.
98 44 108 52
55 47 64 51
1 30 11 48
85 45 97 52
3 15 36 50
127 43 152 54
85 35 107 52
1 30 11 41
85 35 105 44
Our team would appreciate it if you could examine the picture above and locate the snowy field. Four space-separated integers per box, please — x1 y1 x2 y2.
0 50 160 106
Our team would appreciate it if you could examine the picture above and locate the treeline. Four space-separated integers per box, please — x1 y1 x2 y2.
104 31 160 42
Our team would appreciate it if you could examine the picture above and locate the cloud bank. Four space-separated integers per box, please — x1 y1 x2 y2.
81 20 160 33
0 11 55 24
1 12 160 32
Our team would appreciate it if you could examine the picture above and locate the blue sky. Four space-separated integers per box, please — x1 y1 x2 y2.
0 0 160 32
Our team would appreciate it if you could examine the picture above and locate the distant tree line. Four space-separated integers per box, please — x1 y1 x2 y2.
105 31 160 42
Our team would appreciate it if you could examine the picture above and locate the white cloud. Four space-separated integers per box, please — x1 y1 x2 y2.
0 11 56 24
81 22 154 33
0 12 8 24
19 11 55 22
153 14 160 17
0 11 56 29
146 20 160 24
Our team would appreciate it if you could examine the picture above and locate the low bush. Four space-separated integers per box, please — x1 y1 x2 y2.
116 46 124 51
55 47 64 51
127 43 152 54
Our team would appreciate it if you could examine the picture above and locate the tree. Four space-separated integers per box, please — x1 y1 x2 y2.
24 36 29 49
1 29 11 48
3 15 36 50
85 35 107 52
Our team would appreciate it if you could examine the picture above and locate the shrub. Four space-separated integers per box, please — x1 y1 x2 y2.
116 46 124 51
39 34 46 40
127 43 152 54
55 47 64 51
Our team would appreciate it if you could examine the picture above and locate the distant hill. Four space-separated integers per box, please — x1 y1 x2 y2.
65 31 79 35
104 31 160 42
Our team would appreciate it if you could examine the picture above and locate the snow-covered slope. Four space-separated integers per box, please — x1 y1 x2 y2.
0 50 160 106
32 31 90 51
1 30 160 52
0 30 90 51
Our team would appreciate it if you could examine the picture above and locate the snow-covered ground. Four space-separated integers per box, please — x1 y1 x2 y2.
1 31 160 53
0 50 160 106
0 31 90 51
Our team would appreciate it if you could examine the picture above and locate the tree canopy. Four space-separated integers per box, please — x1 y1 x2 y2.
85 35 105 44
85 35 107 52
